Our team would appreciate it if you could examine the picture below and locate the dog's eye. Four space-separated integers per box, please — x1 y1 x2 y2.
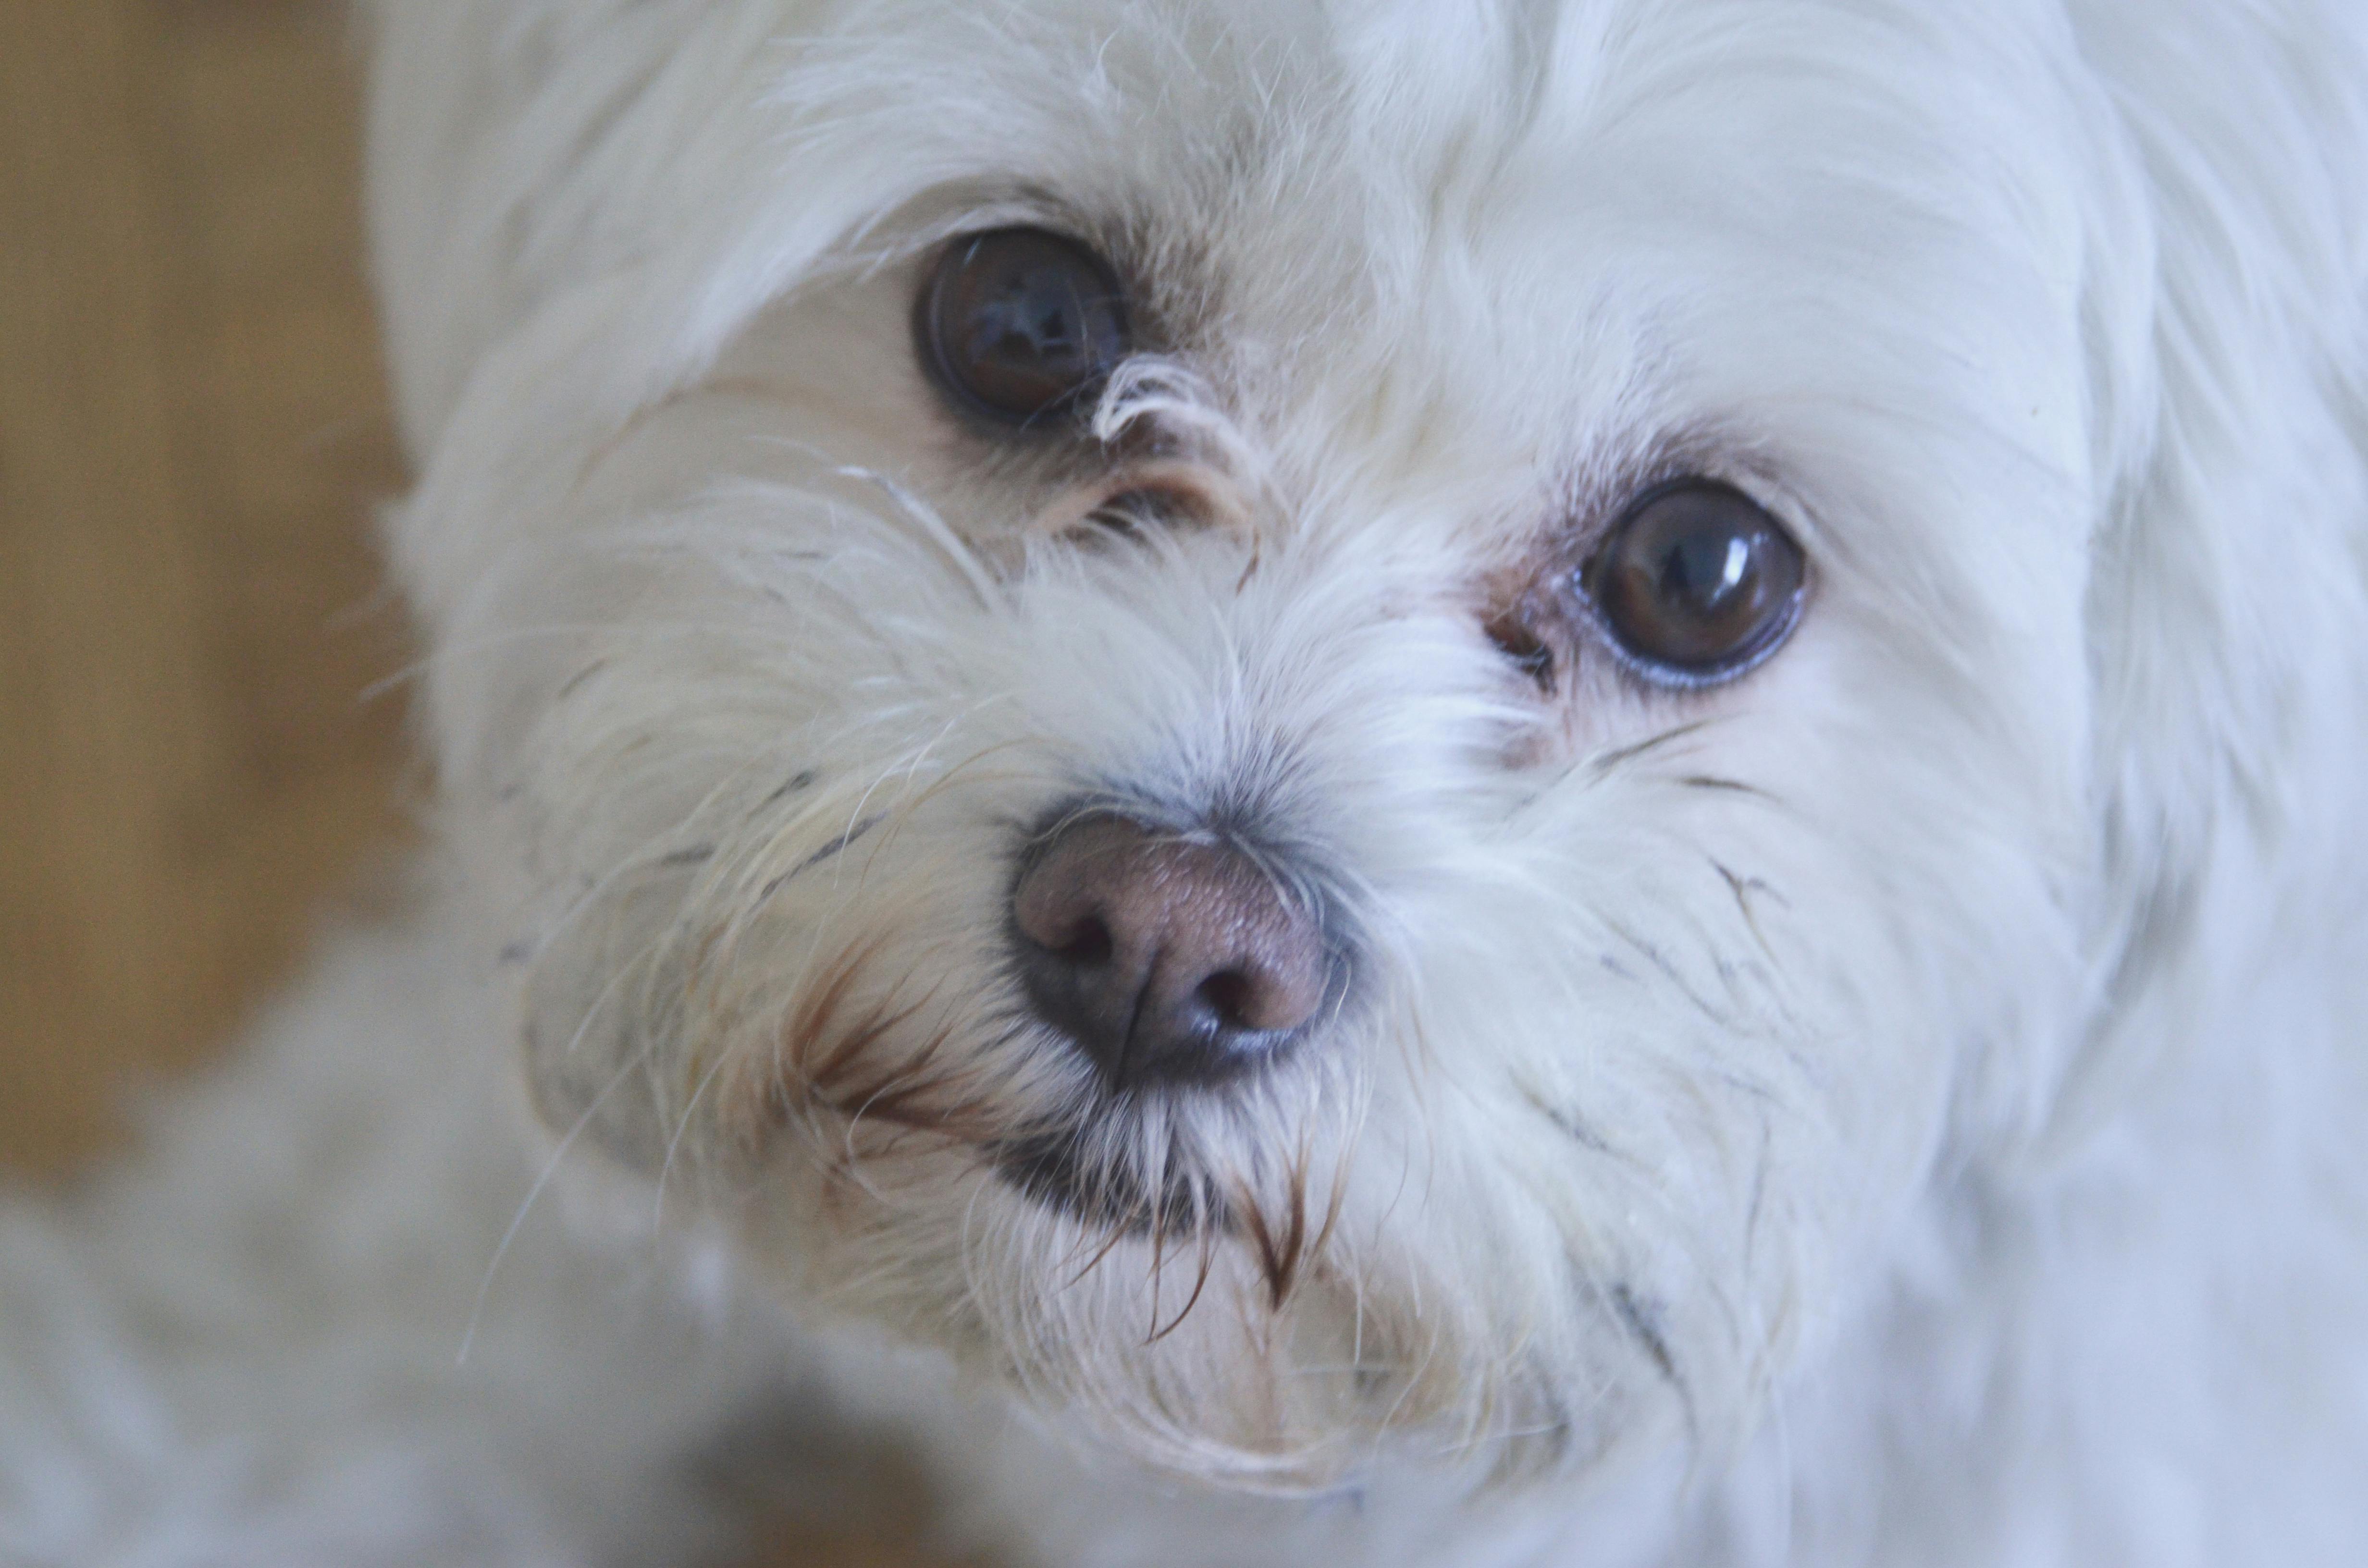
917 227 1130 426
1583 481 1805 679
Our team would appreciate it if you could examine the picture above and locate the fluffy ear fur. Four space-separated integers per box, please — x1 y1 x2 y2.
2055 9 2368 1166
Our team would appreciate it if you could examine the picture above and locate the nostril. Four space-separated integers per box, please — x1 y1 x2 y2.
1054 914 1114 967
1196 969 1255 1032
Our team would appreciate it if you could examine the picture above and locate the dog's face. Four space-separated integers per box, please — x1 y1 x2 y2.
398 0 2120 1493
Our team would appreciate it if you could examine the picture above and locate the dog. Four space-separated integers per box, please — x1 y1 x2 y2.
5 0 2366 1563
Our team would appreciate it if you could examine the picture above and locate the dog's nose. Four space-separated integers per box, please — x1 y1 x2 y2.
1011 815 1329 1089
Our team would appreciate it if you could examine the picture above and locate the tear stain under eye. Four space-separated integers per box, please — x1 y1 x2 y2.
1482 610 1556 691
1033 460 1253 539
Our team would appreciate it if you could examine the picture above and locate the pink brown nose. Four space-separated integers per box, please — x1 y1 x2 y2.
1011 814 1331 1089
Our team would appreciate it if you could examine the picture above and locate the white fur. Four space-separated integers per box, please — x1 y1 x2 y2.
7 0 2368 1562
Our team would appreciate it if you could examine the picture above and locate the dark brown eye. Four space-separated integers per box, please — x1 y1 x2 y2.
917 227 1130 426
1584 480 1806 679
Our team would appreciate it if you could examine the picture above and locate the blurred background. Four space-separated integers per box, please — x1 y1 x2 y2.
0 9 955 1563
0 1 411 1179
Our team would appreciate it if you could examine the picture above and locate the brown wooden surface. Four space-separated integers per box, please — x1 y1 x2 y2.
0 0 411 1176
0 7 953 1564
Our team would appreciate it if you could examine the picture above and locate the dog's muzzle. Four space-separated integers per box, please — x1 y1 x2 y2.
1010 812 1339 1090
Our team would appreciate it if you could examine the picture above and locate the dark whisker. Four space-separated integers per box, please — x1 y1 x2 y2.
1708 858 1786 957
758 814 882 901
1610 1284 1696 1446
1518 1086 1617 1158
1583 719 1715 783
1677 774 1775 799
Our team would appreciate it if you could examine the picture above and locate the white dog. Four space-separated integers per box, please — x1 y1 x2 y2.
6 1 2367 1563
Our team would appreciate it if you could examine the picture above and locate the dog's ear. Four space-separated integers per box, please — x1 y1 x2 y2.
2056 24 2368 1151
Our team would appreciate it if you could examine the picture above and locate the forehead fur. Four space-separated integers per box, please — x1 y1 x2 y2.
777 0 2102 431
383 2 2105 413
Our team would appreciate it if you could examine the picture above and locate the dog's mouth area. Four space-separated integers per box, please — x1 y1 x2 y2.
989 1125 1228 1235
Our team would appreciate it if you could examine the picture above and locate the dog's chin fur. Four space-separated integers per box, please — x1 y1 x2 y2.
6 2 2368 1565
